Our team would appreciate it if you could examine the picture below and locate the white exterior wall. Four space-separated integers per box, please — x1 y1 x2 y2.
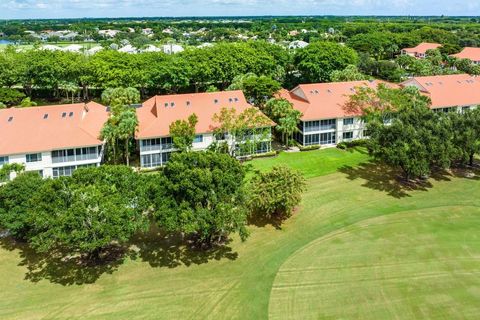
139 130 272 168
299 116 367 147
335 117 366 143
2 146 103 180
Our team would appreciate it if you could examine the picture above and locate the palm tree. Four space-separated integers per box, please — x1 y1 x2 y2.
117 109 139 166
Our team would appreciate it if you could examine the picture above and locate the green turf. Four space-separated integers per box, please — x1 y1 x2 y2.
0 154 479 319
248 147 370 178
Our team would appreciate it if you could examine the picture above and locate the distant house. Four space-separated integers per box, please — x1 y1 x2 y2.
161 44 184 54
288 40 309 49
98 29 121 38
401 42 441 59
142 44 162 53
0 103 108 180
86 46 103 55
118 45 138 54
450 47 480 65
62 44 83 53
40 44 63 51
136 91 273 168
142 28 154 36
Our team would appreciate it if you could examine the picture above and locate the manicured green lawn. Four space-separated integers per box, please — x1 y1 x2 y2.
248 147 369 178
1 152 480 319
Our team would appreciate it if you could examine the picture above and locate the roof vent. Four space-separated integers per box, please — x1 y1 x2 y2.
170 102 175 107
186 101 191 106
234 98 239 102
214 99 219 104
7 116 13 122
62 112 67 118
164 102 168 108
314 90 319 94
69 112 74 117
43 113 48 119
327 89 332 93
229 98 233 102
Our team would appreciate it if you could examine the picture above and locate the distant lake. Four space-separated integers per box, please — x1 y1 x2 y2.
0 39 14 45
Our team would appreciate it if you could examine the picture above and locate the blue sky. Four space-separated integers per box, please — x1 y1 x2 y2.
0 0 479 19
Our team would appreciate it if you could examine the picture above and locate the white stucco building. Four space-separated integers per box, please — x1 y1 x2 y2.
136 91 273 168
0 102 109 180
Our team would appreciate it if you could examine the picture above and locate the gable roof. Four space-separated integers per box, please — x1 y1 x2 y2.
278 80 393 121
402 42 441 55
136 90 272 139
0 102 108 156
450 47 480 62
400 74 480 108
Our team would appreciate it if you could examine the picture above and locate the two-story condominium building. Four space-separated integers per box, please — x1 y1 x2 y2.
0 102 108 180
450 47 480 65
136 90 273 168
278 80 389 147
400 74 480 113
401 42 442 59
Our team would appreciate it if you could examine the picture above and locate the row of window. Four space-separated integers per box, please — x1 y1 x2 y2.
141 152 172 168
51 147 99 163
26 153 42 163
52 163 97 178
235 141 271 157
304 132 337 146
140 137 174 152
303 130 359 146
303 119 337 132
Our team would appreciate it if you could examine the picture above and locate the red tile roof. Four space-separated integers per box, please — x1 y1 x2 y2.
136 90 272 139
402 42 441 55
450 47 480 62
0 102 108 156
400 74 480 108
278 80 393 121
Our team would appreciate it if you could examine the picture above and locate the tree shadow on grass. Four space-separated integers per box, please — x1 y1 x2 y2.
0 237 128 286
0 227 239 285
129 227 238 268
338 161 480 199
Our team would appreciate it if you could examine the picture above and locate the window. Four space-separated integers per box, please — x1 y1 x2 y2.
215 132 227 141
52 164 95 178
26 153 42 163
193 135 203 143
140 138 161 152
343 118 354 126
53 165 76 178
320 132 336 145
0 156 8 166
304 134 319 146
304 119 336 132
52 147 98 163
161 137 173 149
363 130 370 137
256 141 270 154
462 106 471 113
342 131 353 140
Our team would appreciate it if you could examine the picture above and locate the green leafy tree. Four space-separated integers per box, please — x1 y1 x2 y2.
212 107 272 156
100 87 140 164
228 74 281 107
294 41 358 83
0 171 42 240
330 65 369 82
248 166 306 220
0 88 26 107
153 152 249 246
29 166 148 259
449 109 480 165
169 114 199 152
